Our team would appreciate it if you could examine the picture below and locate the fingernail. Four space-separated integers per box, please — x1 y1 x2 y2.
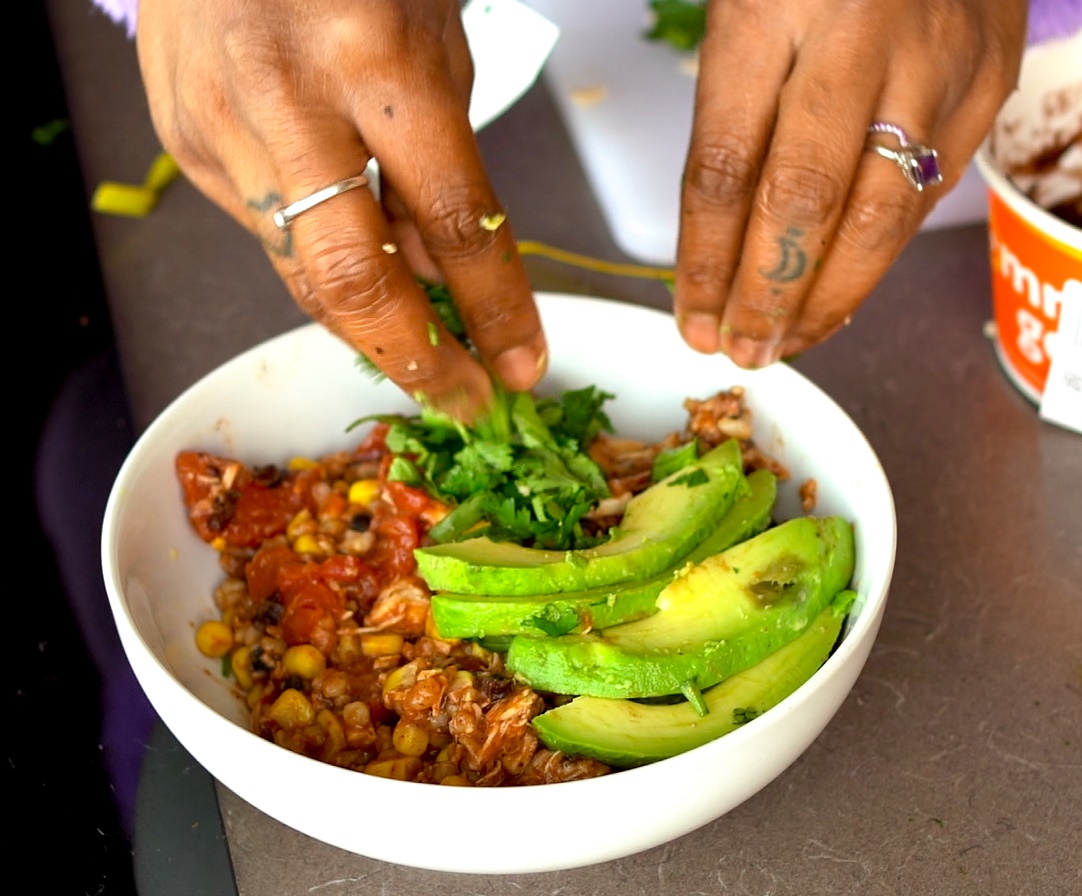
493 339 547 391
727 336 781 369
678 312 721 354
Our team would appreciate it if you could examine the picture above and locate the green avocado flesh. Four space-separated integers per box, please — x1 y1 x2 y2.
430 469 777 639
414 440 747 596
531 592 855 767
506 515 855 698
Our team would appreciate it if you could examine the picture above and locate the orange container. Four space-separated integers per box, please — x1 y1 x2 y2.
975 32 1082 403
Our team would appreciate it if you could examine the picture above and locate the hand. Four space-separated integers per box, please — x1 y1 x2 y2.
673 0 1028 368
136 0 547 419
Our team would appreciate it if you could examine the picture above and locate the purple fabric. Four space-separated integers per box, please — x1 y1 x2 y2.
35 351 154 838
92 0 137 37
1028 0 1082 43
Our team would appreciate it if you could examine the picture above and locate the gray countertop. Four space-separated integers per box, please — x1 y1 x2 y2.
48 5 1081 895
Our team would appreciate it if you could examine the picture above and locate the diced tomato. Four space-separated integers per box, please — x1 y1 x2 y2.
226 467 322 547
383 480 436 517
318 490 350 521
174 450 321 547
368 513 420 585
245 543 301 603
280 580 343 651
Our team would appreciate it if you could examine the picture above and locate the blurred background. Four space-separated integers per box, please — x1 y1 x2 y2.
18 4 138 893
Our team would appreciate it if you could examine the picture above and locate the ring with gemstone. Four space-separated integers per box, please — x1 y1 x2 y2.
273 174 369 230
866 122 943 192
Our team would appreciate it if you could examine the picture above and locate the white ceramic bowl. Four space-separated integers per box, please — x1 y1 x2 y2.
102 292 896 874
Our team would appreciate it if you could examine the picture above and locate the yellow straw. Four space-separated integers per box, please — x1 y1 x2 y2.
91 152 182 218
516 240 674 283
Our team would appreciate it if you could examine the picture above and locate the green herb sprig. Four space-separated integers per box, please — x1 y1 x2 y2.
644 0 707 53
350 282 615 552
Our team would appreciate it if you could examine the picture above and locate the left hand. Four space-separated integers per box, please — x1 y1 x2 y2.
672 0 1028 368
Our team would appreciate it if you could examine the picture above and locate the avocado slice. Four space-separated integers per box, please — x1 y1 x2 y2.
430 469 778 639
506 515 855 698
414 440 747 596
531 592 855 767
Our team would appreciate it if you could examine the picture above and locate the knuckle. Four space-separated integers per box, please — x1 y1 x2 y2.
679 260 736 297
758 154 847 226
835 190 922 254
302 238 398 319
684 136 760 207
420 187 501 259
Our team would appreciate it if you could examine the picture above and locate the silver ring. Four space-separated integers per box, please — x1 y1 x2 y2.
273 174 369 229
866 122 943 192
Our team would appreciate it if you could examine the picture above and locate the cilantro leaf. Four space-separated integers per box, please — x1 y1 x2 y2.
644 0 707 53
526 604 582 637
348 281 616 551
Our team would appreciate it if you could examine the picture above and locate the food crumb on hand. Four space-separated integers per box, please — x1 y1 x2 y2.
480 212 507 232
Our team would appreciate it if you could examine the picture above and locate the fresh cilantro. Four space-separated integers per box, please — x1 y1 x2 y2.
668 468 709 488
732 706 761 726
644 0 707 53
349 281 616 551
680 679 709 717
526 604 582 637
651 439 699 482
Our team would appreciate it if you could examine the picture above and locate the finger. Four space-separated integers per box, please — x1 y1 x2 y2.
710 23 901 369
237 105 498 418
673 3 794 355
777 51 952 357
374 5 476 286
361 76 547 394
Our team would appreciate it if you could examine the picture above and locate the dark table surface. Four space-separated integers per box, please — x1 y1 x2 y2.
47 4 1081 895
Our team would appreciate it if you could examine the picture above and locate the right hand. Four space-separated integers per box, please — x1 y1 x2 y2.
136 0 548 420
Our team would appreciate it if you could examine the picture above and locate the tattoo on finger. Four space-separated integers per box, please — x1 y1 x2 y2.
758 227 807 283
247 192 293 258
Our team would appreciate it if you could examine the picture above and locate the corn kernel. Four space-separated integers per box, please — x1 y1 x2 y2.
246 682 266 710
348 479 381 507
282 644 327 679
364 756 422 780
360 632 404 657
195 620 234 658
288 456 319 470
292 533 323 557
381 661 418 696
449 670 476 692
424 611 445 640
392 721 429 757
317 709 347 758
266 688 315 729
286 509 315 540
210 537 226 551
231 645 253 689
